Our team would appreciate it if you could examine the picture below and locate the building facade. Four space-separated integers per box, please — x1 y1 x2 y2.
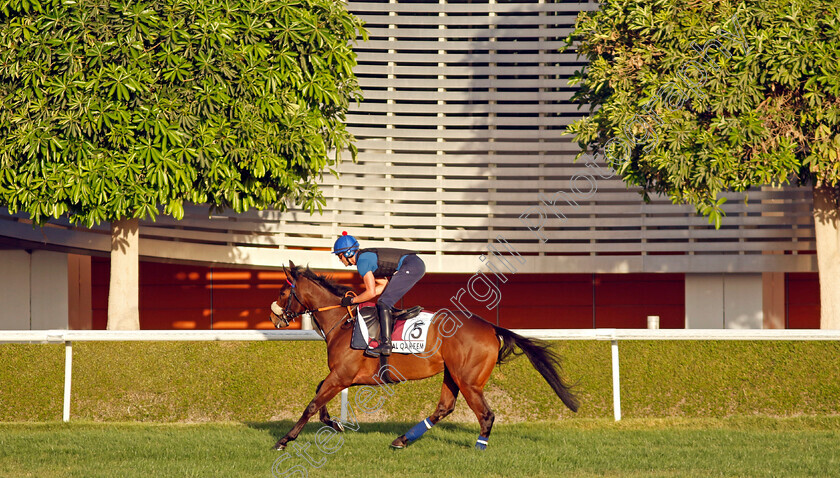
0 0 820 330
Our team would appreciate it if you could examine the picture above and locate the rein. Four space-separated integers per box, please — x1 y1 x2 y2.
314 310 353 340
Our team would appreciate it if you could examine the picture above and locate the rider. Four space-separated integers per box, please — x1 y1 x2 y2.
333 231 425 356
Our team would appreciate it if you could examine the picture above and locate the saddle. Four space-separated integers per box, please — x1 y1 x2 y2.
350 304 427 385
350 304 422 351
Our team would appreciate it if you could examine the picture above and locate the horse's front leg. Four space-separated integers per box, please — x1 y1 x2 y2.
273 374 347 450
316 380 345 433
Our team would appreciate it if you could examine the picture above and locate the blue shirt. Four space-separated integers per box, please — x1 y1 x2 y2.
356 251 407 277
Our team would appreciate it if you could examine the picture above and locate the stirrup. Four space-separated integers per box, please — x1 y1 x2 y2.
367 336 392 356
364 339 381 357
369 341 392 356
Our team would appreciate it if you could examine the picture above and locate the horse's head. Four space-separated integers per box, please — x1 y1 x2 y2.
269 260 351 331
269 262 306 329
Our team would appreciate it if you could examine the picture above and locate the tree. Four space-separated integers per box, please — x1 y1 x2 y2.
565 0 840 328
0 0 365 329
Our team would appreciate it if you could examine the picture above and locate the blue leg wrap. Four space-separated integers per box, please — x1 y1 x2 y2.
405 417 434 442
475 435 489 450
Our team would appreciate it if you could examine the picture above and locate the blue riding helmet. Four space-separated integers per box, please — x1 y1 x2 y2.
333 231 359 258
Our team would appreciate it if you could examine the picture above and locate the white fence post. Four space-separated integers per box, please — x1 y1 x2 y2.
611 339 621 421
340 389 349 422
63 340 72 423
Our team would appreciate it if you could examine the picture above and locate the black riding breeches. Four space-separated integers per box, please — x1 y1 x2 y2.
377 255 426 309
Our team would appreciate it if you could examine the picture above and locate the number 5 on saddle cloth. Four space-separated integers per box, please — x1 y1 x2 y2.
351 304 433 355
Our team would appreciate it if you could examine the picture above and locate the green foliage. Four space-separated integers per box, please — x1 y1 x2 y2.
565 0 840 224
0 0 365 226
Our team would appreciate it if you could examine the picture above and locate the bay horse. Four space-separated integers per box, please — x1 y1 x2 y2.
268 261 578 450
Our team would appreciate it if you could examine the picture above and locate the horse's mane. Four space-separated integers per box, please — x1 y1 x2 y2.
295 266 353 297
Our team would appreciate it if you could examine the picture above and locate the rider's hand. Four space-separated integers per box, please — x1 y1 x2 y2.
340 296 354 307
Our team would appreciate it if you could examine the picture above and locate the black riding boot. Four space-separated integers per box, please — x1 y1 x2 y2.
369 304 393 356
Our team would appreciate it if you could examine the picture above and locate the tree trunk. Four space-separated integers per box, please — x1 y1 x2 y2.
813 186 840 329
107 218 140 330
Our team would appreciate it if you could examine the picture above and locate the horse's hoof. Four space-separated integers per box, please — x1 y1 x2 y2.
330 419 345 433
273 442 287 451
390 436 408 449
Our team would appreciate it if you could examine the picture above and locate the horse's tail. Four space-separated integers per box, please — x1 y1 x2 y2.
494 325 579 412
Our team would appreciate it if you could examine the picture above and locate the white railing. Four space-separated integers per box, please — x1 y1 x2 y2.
3 329 840 422
515 328 840 420
0 330 323 423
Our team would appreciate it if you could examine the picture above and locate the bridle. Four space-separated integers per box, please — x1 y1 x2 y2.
270 278 355 340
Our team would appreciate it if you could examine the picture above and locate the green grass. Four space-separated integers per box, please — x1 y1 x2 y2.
2 341 840 422
1 418 839 477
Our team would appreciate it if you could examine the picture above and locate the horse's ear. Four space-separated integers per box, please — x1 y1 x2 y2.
288 261 298 279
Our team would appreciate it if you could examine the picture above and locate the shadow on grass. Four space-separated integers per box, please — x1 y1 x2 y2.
244 420 480 445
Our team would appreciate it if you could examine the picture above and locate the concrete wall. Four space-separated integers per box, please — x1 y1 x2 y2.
762 272 786 329
685 274 764 329
723 274 764 329
30 250 69 329
685 274 724 329
0 250 31 329
0 250 69 329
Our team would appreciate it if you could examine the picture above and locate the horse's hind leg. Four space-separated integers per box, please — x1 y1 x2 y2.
460 385 495 450
273 374 346 450
315 380 345 433
391 367 460 449
452 349 497 450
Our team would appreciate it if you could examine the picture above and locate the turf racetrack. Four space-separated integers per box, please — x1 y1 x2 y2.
2 418 839 477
